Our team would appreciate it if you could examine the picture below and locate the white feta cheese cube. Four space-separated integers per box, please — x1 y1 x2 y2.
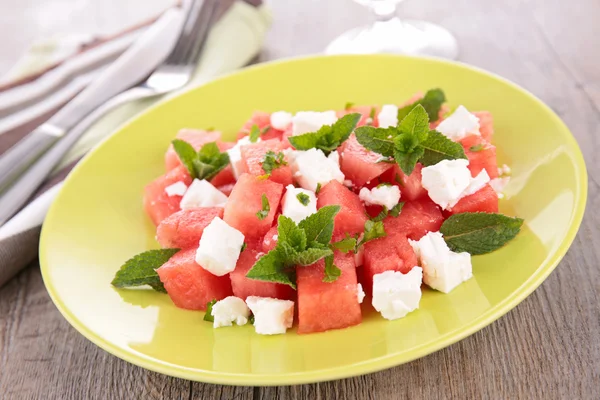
211 296 251 328
270 111 293 130
372 268 423 320
196 217 245 276
292 111 338 136
164 181 188 197
180 179 228 210
227 136 257 179
377 104 399 128
357 283 365 304
461 169 490 198
291 148 345 192
436 105 481 141
245 296 294 335
421 159 472 209
409 231 472 293
282 185 317 224
359 185 401 210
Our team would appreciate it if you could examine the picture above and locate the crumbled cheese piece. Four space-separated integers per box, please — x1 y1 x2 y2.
180 179 227 209
290 148 345 192
377 104 399 128
245 296 294 335
164 181 188 197
359 185 401 210
409 232 472 293
490 177 510 199
281 185 317 224
436 105 481 140
372 268 423 320
211 296 250 328
291 111 337 136
196 217 245 276
357 283 365 304
497 164 511 176
270 111 293 130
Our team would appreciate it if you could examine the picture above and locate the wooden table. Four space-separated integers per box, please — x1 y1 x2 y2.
1 0 598 398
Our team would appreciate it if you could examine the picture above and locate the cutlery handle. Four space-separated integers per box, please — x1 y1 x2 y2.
0 124 63 192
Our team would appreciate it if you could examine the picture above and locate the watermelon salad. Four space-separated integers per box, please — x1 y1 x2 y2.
112 89 523 335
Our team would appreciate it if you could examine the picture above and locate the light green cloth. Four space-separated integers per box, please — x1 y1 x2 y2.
49 1 271 171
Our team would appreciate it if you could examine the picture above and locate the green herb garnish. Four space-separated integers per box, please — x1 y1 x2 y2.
111 248 179 293
204 299 217 322
172 140 230 181
287 113 361 154
469 144 485 152
256 194 270 220
397 88 446 122
262 150 287 175
296 192 310 206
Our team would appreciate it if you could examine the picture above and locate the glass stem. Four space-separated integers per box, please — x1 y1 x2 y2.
371 1 399 22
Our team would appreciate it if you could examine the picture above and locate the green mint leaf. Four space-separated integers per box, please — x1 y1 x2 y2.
354 126 397 157
397 104 430 144
111 248 179 292
371 206 389 222
249 124 261 143
256 194 270 220
398 88 446 122
419 130 468 166
249 314 255 324
358 220 387 247
241 243 247 252
288 113 361 154
277 215 307 253
203 299 217 322
394 146 424 176
262 150 287 175
330 236 357 253
171 139 198 179
440 212 524 255
289 247 333 266
389 202 404 217
296 192 310 206
470 144 485 152
344 101 354 110
261 125 271 135
315 183 322 194
369 107 376 120
323 255 341 283
246 250 297 289
194 142 230 180
298 205 341 246
392 105 430 175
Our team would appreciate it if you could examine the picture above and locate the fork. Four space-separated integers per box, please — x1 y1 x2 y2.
0 0 219 226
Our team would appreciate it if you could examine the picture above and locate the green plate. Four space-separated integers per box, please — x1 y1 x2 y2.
40 55 587 385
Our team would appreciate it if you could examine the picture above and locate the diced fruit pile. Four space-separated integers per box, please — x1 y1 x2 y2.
112 89 523 336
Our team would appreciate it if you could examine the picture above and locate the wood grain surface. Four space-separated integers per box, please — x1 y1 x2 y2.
1 0 599 398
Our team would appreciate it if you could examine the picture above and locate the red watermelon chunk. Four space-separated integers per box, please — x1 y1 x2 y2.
460 135 499 179
156 207 224 249
379 163 428 202
230 246 295 300
143 165 193 226
337 105 377 127
223 173 284 240
237 111 284 141
383 198 444 240
339 134 393 188
474 111 494 142
448 184 499 215
240 139 293 186
157 249 233 310
297 251 362 334
261 225 279 253
363 233 418 291
317 180 368 238
165 129 222 171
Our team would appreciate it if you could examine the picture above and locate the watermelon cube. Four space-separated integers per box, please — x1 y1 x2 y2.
156 207 224 249
237 111 284 141
363 233 418 291
240 139 293 186
157 249 233 310
383 198 444 240
164 129 222 171
448 184 499 215
473 111 494 142
460 135 499 179
339 134 393 187
336 105 377 127
379 163 428 202
297 251 362 334
317 180 368 238
223 173 284 240
230 246 295 300
143 165 193 226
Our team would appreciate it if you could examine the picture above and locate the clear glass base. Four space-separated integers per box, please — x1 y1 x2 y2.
325 18 459 60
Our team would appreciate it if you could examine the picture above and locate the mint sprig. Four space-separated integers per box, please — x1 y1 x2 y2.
111 248 179 292
172 140 230 181
397 88 446 122
246 206 341 288
358 220 387 247
256 194 270 220
288 113 361 154
262 150 287 175
440 212 524 255
330 236 357 253
355 104 466 175
323 255 341 283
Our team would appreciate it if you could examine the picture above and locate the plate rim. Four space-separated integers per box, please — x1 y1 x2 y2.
39 54 588 386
